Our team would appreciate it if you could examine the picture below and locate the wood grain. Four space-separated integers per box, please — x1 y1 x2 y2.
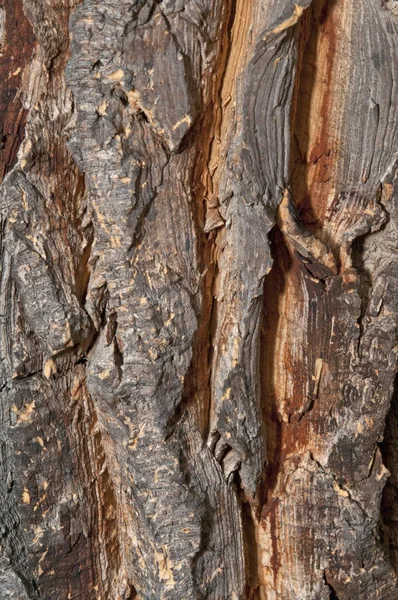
0 1 397 598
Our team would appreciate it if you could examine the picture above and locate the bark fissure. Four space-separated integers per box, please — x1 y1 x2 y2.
323 571 340 600
257 1 398 596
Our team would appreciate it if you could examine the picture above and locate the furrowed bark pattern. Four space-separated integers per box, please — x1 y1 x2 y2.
0 1 397 600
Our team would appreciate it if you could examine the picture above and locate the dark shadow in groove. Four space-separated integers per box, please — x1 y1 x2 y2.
323 569 340 599
289 0 339 227
328 586 339 600
326 580 340 600
256 223 293 593
125 583 138 599
351 231 373 321
253 0 340 592
261 225 291 498
242 501 261 600
379 372 398 580
232 468 261 600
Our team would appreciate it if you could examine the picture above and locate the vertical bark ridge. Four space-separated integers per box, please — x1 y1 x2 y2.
198 0 257 480
0 0 115 596
0 0 36 182
258 1 398 598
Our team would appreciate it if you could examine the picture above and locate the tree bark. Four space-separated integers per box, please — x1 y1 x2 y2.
0 0 397 599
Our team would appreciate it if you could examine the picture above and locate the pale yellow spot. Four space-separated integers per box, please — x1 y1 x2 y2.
382 183 393 203
140 297 148 305
222 388 231 401
44 358 56 379
33 493 47 512
71 378 83 399
12 401 36 423
333 481 349 498
269 5 305 36
120 177 131 184
312 358 324 396
210 567 223 582
107 69 124 81
172 114 191 131
92 200 110 234
97 100 108 115
21 188 28 210
356 422 363 434
22 137 32 155
98 369 110 380
33 525 44 544
164 313 175 327
376 462 389 481
37 549 48 577
312 358 323 382
127 89 141 109
22 488 31 504
110 236 122 247
155 548 175 588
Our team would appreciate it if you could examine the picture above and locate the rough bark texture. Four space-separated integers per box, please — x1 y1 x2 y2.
0 1 397 599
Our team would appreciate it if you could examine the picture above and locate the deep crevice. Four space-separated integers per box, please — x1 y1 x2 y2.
323 571 340 600
173 0 243 442
289 0 339 229
261 225 288 499
257 1 342 593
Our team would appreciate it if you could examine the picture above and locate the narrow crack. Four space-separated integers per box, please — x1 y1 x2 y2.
323 570 340 600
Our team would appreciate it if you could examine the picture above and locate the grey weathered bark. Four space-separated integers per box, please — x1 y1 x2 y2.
0 0 397 598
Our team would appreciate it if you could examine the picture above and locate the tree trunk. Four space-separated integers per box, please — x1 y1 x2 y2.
0 0 397 598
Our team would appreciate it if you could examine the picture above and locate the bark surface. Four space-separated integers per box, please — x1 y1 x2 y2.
0 1 397 599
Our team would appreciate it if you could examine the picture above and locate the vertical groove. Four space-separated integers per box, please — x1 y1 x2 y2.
0 0 36 182
189 0 254 436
